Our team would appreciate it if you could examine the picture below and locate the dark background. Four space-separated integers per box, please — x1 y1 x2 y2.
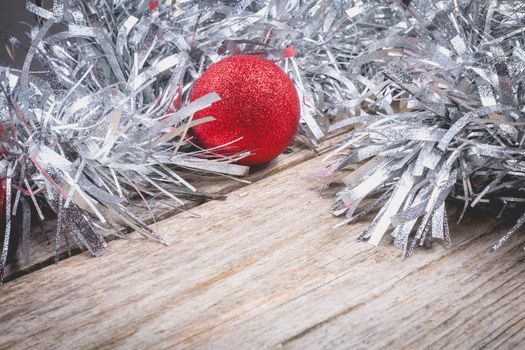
0 1 49 68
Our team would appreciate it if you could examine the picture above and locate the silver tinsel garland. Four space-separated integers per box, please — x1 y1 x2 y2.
322 0 525 255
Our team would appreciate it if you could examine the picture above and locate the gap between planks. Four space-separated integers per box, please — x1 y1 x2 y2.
0 154 524 349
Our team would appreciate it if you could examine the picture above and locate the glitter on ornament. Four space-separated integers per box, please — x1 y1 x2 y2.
190 55 300 166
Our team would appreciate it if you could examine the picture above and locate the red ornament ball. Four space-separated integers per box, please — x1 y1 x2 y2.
190 55 300 166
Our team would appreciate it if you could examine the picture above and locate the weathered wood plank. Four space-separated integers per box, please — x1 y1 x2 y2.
282 221 525 349
0 156 523 349
3 133 347 280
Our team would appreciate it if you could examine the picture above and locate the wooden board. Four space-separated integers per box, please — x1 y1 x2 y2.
0 156 524 349
3 133 347 280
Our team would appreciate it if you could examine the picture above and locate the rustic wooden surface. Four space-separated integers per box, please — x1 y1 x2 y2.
1 155 524 349
3 133 348 281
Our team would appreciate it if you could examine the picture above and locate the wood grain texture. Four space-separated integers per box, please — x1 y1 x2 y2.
0 156 524 349
3 133 347 280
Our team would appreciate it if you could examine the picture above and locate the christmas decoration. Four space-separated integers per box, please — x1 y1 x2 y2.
321 0 525 255
191 55 300 166
0 0 337 281
2 0 524 284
